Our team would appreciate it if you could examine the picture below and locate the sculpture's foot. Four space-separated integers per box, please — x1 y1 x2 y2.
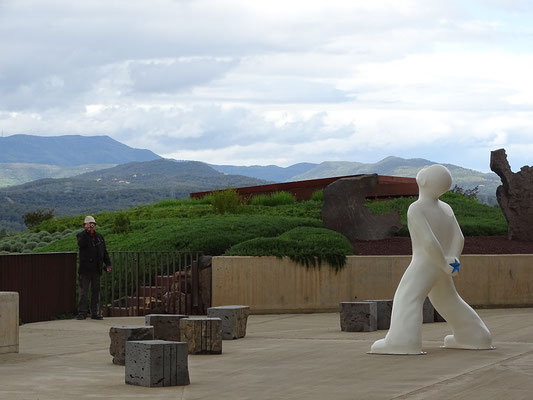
369 338 426 355
442 334 495 350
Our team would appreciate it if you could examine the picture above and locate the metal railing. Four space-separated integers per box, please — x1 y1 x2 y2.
0 252 77 323
101 251 202 317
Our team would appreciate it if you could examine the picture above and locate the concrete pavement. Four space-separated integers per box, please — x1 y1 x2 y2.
1 309 533 399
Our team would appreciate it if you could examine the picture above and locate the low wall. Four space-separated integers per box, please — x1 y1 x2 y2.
0 292 19 354
211 255 533 314
0 253 77 323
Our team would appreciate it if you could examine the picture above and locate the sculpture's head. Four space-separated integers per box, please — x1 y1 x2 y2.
416 164 452 198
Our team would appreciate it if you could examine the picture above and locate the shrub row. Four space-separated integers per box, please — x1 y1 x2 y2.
0 228 74 254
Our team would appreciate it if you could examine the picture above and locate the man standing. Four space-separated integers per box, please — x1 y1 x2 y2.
76 216 112 320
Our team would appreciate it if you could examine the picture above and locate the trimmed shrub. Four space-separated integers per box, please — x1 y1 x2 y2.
112 212 131 234
225 227 352 270
23 241 38 250
208 189 244 214
9 242 23 253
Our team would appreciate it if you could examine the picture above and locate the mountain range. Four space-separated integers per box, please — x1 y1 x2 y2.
0 134 160 165
0 134 502 231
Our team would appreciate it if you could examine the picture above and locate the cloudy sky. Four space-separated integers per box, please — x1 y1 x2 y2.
1 0 532 172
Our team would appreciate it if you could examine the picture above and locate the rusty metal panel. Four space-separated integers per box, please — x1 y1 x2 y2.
190 174 418 201
0 253 77 323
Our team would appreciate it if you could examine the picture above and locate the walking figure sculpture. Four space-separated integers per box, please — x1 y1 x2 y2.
370 164 493 354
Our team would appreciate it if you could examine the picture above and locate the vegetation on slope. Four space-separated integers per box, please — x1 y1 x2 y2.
0 189 508 269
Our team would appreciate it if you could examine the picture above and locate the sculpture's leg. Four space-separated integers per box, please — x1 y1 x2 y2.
370 262 437 355
429 276 493 349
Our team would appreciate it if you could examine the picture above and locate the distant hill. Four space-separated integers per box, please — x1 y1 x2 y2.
0 134 161 166
210 162 317 182
0 163 117 188
290 157 500 205
0 159 268 232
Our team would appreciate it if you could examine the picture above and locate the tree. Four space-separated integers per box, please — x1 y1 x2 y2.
23 209 54 229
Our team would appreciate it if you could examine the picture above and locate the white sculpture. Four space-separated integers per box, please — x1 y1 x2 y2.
370 164 493 355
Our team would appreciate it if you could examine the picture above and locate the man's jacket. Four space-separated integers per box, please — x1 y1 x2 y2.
77 230 112 275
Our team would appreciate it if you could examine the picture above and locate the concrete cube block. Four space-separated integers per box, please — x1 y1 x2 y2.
423 297 435 323
125 340 190 387
0 292 19 354
145 314 187 341
365 299 393 330
435 309 446 322
109 325 154 365
180 317 222 354
207 305 250 340
340 302 377 332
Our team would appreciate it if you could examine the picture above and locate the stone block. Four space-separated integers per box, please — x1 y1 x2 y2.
340 302 377 332
207 305 250 340
423 297 435 323
109 325 154 365
435 309 446 322
125 340 190 387
322 174 401 241
365 299 393 330
0 292 19 354
145 314 187 341
179 317 222 354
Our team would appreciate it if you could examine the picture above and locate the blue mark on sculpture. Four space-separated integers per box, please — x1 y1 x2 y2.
450 259 460 274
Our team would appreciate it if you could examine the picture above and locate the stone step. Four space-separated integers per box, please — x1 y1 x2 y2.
136 286 167 297
154 272 191 287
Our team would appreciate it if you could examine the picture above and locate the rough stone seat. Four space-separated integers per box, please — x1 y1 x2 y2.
109 325 154 365
423 297 436 323
0 292 19 354
364 299 393 330
125 340 190 387
179 317 222 354
339 302 377 332
207 305 250 340
145 314 188 341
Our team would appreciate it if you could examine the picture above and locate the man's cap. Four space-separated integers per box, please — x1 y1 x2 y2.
84 216 96 224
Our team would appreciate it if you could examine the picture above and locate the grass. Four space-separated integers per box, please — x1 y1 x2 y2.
250 191 297 206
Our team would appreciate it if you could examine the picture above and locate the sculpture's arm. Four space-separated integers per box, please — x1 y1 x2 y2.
407 206 458 276
448 208 464 260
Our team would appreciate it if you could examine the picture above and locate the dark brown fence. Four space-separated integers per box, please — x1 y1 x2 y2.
0 252 77 323
102 251 202 317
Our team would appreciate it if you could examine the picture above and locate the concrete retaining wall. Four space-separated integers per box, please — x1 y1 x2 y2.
211 255 533 314
0 292 19 354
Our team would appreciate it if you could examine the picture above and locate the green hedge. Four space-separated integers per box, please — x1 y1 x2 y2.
225 226 352 270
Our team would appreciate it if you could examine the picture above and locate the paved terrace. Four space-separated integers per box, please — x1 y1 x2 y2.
1 309 533 400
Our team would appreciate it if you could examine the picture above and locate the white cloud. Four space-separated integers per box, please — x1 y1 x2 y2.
1 0 533 172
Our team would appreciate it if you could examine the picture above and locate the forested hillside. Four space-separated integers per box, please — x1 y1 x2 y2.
0 159 268 231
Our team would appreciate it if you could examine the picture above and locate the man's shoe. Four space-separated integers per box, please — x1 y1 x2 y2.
91 314 104 320
76 314 86 320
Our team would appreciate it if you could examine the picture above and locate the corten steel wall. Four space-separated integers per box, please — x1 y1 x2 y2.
0 253 77 323
190 175 418 201
211 255 533 314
